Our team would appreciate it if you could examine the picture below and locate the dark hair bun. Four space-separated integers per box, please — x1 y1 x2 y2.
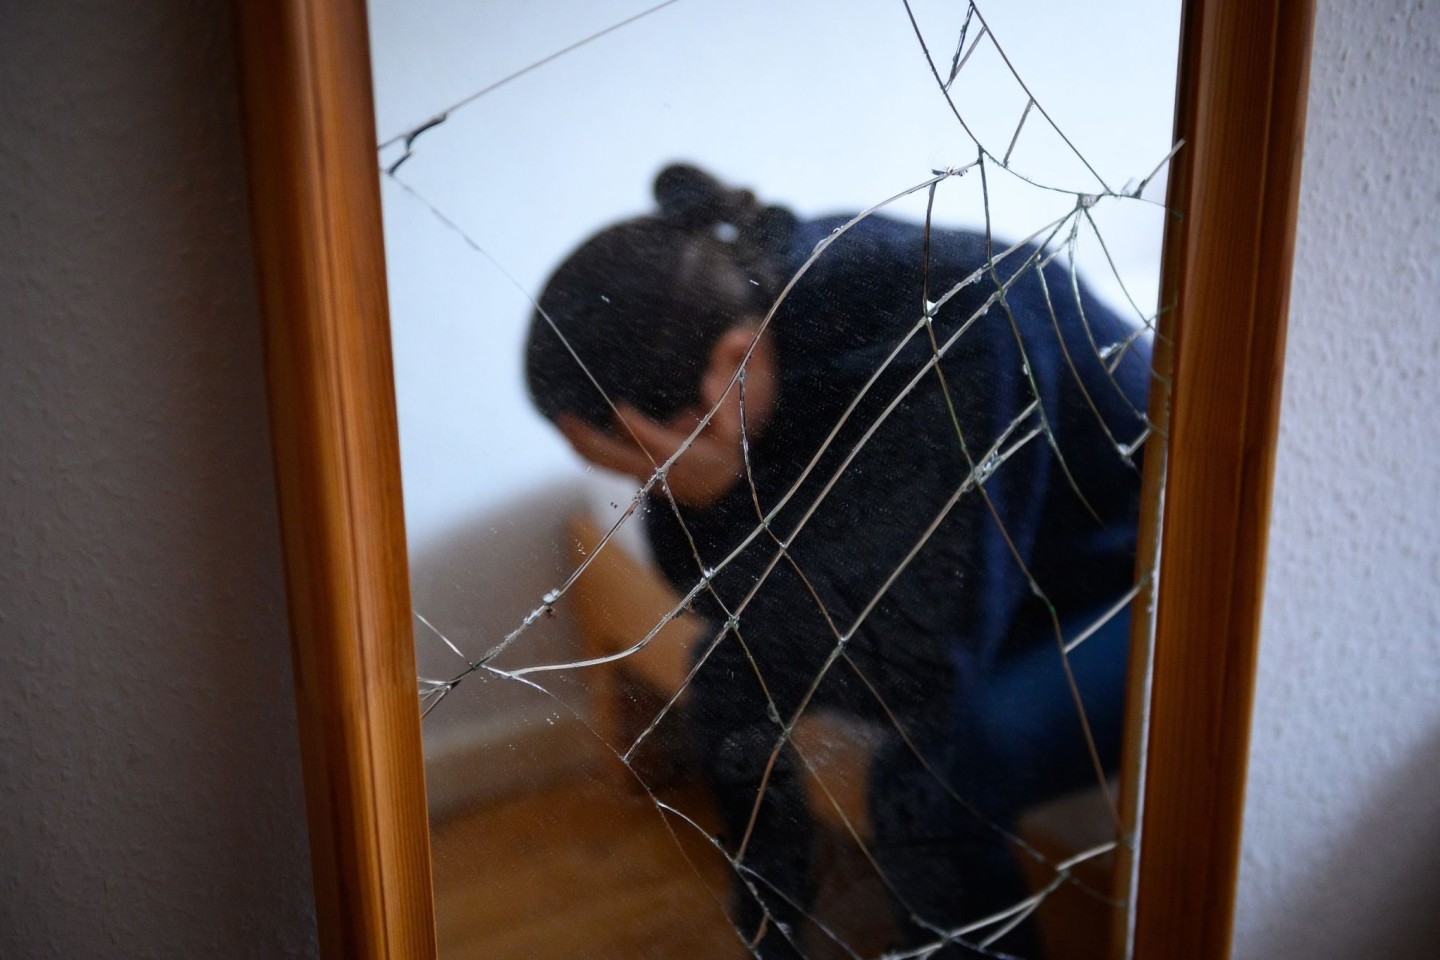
654 163 796 258
654 163 746 228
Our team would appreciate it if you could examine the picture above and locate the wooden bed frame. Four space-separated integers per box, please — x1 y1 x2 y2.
233 1 1316 956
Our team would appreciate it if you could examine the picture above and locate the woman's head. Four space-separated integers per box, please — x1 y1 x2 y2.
524 164 796 430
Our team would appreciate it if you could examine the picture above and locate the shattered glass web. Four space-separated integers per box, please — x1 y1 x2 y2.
378 2 1177 957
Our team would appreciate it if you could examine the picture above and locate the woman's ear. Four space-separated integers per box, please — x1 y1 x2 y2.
700 324 777 437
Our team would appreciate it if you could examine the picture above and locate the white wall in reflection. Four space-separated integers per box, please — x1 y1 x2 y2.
370 0 1180 550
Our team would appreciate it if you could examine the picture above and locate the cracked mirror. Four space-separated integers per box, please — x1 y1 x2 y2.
370 2 1181 956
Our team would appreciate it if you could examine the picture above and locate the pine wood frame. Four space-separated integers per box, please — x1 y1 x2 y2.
233 1 1315 957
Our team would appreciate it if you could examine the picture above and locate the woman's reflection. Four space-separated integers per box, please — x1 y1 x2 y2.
523 164 1148 959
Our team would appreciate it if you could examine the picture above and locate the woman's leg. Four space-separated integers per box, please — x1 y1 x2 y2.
867 604 1132 956
979 604 1131 811
688 634 816 960
867 667 1040 958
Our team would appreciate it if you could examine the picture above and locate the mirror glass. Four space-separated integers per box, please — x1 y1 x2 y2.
371 2 1181 957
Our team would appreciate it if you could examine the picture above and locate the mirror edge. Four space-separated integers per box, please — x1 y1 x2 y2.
235 1 438 957
1128 0 1317 958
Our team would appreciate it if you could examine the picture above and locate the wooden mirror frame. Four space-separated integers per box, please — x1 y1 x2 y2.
234 2 1315 957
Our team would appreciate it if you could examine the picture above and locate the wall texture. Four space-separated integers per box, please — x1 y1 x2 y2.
1233 0 1440 956
0 2 317 957
0 0 1435 957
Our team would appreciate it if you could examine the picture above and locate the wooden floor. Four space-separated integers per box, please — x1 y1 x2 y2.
431 776 749 960
430 763 1115 960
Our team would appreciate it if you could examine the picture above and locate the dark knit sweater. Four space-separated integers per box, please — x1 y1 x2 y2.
647 213 1148 726
644 212 1150 956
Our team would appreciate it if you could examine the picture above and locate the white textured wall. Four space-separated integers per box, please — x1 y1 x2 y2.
1234 0 1440 957
0 2 317 957
0 0 1436 957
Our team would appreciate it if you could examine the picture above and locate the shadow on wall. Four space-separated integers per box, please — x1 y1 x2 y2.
408 474 647 818
1240 724 1440 958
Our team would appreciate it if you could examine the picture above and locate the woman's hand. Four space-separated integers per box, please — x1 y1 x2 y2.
556 401 747 510
554 323 778 510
